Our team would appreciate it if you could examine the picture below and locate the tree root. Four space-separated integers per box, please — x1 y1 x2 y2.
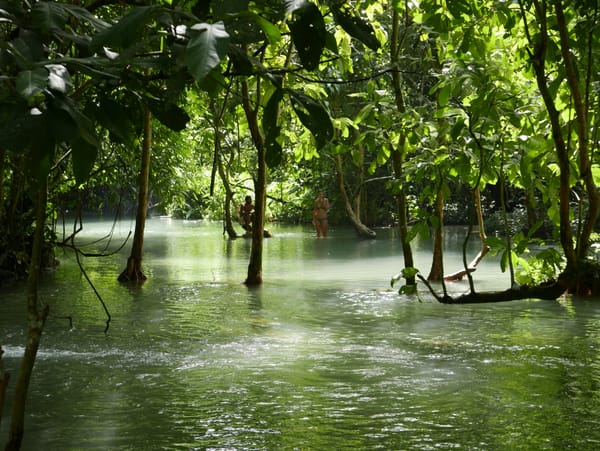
419 274 566 304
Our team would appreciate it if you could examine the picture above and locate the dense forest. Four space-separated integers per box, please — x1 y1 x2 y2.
0 1 599 447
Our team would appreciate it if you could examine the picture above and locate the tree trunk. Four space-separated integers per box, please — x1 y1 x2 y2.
5 184 50 451
427 189 444 281
391 145 415 285
334 154 376 239
390 8 416 286
118 106 152 283
421 273 566 304
241 79 265 285
214 131 238 239
218 155 238 239
554 1 600 261
210 91 238 240
524 0 575 270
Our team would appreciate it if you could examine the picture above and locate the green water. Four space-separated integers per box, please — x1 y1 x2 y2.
1 219 600 450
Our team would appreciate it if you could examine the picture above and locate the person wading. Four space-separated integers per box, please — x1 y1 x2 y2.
312 191 330 238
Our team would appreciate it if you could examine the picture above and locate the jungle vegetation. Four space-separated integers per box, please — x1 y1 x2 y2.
1 0 599 448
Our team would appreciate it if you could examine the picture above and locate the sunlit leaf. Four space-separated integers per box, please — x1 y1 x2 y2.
437 84 450 107
186 22 230 82
592 165 600 186
46 64 72 93
399 284 418 295
255 15 281 45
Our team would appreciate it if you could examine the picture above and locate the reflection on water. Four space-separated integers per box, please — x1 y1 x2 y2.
1 219 600 449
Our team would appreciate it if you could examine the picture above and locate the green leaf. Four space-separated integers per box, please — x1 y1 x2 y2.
186 22 230 82
399 284 418 295
592 164 600 186
450 117 464 140
7 33 45 69
148 99 189 132
31 2 68 34
402 267 420 279
54 97 98 147
500 249 508 272
437 84 450 107
0 101 34 151
288 2 326 70
47 101 79 143
92 96 137 147
91 6 161 50
264 88 284 167
391 271 403 287
27 114 54 185
407 220 429 242
330 5 380 51
227 45 254 75
390 267 419 294
447 0 472 19
213 0 249 17
197 70 227 97
435 107 466 119
288 91 333 149
255 15 281 45
355 103 375 125
71 136 98 185
16 68 47 99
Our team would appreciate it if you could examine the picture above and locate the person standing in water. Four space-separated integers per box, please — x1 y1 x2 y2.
312 191 330 238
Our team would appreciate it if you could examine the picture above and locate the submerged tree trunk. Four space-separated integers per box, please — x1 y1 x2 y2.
210 88 238 240
391 145 415 285
421 273 566 304
390 8 416 286
217 152 238 240
427 189 444 281
334 154 376 239
241 79 265 285
6 184 50 451
213 121 238 239
118 106 152 283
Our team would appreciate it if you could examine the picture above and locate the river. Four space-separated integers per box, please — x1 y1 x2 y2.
1 219 600 449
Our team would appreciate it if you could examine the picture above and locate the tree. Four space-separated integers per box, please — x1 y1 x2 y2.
0 0 224 446
413 0 600 302
520 0 600 291
118 106 152 282
0 2 113 446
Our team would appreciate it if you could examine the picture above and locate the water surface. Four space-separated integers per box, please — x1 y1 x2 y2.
1 219 600 450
